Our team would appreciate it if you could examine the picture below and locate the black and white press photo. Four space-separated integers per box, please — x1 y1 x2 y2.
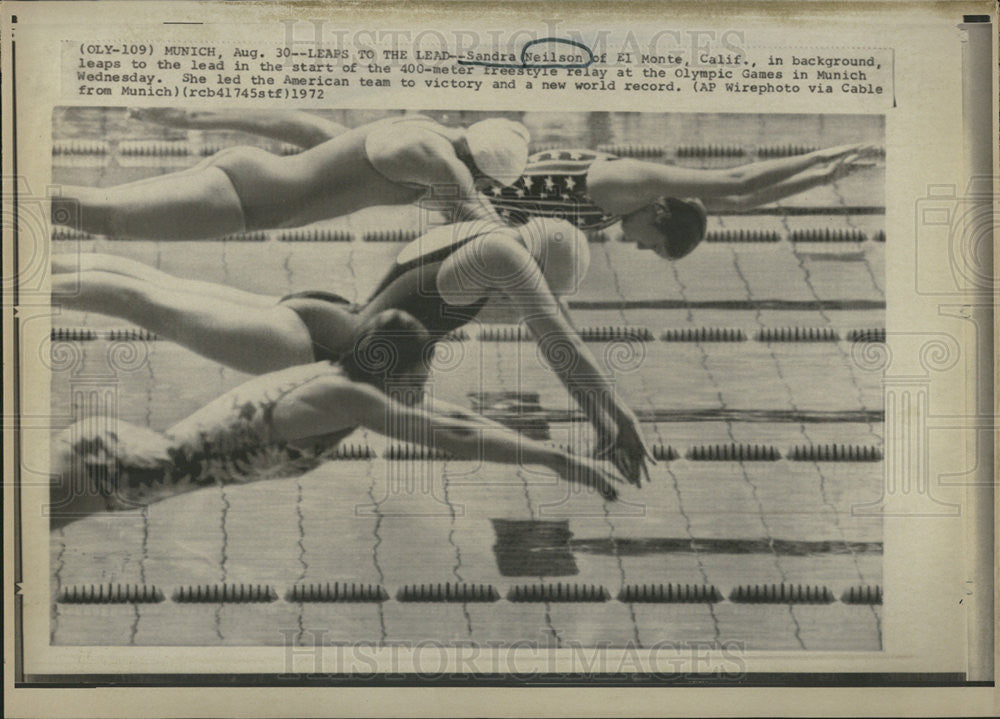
47 106 886 651
4 2 996 715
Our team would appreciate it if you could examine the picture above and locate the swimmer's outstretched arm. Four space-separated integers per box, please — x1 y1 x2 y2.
594 143 880 209
444 233 652 487
702 149 877 212
281 379 623 499
52 258 314 374
129 108 349 149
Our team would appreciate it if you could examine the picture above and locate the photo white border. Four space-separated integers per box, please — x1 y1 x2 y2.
3 1 996 716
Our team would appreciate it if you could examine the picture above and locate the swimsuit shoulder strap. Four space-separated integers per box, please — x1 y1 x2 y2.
393 221 499 267
368 222 505 303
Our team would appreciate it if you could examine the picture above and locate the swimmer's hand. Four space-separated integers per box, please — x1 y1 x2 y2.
556 453 624 501
592 405 652 488
817 148 878 183
810 143 882 165
607 406 654 487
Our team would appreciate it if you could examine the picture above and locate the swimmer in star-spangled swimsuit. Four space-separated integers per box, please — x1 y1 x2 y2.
485 148 622 230
482 142 880 257
53 108 879 254
49 310 625 528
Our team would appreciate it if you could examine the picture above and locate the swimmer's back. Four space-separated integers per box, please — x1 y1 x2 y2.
362 221 517 335
166 361 351 448
56 363 359 517
364 114 471 190
487 148 620 229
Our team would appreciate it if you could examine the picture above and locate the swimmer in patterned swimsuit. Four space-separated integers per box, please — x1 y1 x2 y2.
53 214 657 485
49 310 625 528
483 143 881 258
52 108 877 257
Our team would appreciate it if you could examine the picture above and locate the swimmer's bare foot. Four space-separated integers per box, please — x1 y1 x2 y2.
51 272 84 300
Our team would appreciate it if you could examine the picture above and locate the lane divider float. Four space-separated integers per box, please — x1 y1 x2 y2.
596 143 664 158
51 325 887 345
397 583 500 603
52 140 110 156
756 327 840 342
287 582 388 602
507 582 611 603
729 583 835 604
661 328 747 342
58 582 883 605
787 445 883 462
618 583 722 603
49 226 886 244
277 229 352 242
789 228 868 243
706 229 781 243
172 583 277 603
840 585 883 605
675 144 745 158
686 444 781 461
59 584 164 604
362 229 421 242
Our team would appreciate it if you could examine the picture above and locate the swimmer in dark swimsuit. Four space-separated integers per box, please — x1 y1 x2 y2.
49 309 625 528
53 215 653 486
51 108 529 240
52 216 580 371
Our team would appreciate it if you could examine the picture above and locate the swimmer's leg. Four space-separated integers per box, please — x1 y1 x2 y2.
52 142 348 237
131 108 349 149
53 270 314 374
49 423 113 528
51 161 247 240
50 419 177 528
52 253 277 309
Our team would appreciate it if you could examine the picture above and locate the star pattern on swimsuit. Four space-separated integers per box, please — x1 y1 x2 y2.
483 149 618 230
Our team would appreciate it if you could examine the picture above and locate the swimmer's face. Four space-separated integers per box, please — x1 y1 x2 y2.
620 203 671 258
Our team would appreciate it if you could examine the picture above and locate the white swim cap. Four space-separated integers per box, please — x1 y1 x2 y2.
465 118 530 187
